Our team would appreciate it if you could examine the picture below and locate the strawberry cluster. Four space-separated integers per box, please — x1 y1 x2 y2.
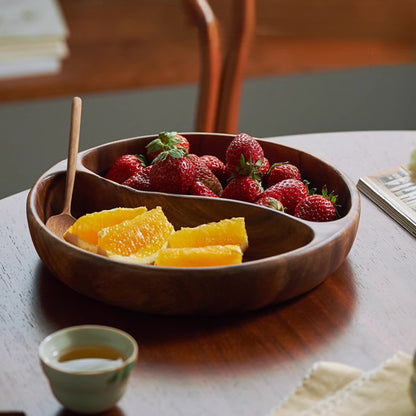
104 131 339 222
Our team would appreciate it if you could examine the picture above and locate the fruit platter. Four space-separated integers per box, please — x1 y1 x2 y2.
27 132 360 315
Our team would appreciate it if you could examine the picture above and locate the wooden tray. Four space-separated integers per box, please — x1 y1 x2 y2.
26 133 360 315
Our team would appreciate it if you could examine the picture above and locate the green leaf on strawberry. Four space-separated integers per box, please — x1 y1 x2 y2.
146 131 190 162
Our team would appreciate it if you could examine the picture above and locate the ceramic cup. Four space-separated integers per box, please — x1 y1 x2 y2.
39 325 138 414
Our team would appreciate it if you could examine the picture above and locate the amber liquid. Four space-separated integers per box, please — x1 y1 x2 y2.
57 344 125 372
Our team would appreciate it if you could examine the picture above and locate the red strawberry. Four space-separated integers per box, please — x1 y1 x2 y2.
260 184 283 201
259 157 270 178
146 131 190 162
199 154 230 184
266 162 301 187
255 195 284 211
122 166 152 191
221 176 263 202
294 189 338 222
149 148 196 194
188 154 223 196
189 181 219 198
270 179 309 214
225 133 265 176
105 154 144 184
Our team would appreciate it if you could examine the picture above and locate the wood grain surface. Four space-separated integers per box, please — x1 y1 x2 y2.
1 0 415 103
1 131 415 415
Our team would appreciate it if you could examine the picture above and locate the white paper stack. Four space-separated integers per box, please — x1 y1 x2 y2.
0 0 68 79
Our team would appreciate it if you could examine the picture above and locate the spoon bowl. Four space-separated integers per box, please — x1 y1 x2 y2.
45 212 77 239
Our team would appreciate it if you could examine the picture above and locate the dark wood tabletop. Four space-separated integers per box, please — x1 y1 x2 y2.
1 130 415 416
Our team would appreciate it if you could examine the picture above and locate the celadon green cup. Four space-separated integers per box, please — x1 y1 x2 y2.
39 325 138 414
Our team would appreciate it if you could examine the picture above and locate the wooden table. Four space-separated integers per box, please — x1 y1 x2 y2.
1 130 415 415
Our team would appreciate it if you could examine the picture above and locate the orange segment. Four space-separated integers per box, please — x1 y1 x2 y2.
63 206 147 252
167 217 248 252
154 245 243 267
97 206 174 264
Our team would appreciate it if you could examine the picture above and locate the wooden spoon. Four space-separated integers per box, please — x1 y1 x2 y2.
46 96 82 237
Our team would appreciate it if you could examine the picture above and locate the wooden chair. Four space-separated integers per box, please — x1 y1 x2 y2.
184 0 256 134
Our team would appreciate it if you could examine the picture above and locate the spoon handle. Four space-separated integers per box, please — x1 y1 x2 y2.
63 97 82 215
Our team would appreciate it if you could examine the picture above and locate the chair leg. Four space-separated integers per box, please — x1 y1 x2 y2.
184 0 222 132
215 0 256 134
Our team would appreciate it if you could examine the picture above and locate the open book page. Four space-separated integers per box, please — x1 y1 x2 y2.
357 165 416 237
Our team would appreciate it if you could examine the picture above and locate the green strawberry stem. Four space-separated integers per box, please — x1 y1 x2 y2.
231 154 263 181
146 131 181 154
268 161 290 173
321 186 338 204
152 146 188 163
136 153 148 167
321 185 340 217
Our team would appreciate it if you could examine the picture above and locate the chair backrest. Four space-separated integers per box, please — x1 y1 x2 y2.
185 0 256 134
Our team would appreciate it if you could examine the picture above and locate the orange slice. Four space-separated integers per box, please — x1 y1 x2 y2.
97 206 174 264
154 245 243 267
167 217 248 252
63 206 147 253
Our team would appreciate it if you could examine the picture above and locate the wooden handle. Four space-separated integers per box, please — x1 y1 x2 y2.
63 97 82 215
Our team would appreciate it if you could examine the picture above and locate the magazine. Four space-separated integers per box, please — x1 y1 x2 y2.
357 164 416 237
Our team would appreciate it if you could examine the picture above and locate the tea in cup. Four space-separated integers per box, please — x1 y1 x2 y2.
39 325 138 414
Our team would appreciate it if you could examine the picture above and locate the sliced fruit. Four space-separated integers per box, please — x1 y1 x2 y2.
97 206 174 264
63 206 148 252
168 217 248 252
154 245 243 267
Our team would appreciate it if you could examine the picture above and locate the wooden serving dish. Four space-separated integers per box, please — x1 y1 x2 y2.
27 133 360 315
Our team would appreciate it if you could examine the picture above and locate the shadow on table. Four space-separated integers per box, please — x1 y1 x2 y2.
33 259 357 371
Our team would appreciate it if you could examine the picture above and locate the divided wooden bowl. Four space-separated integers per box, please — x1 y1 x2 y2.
27 133 360 315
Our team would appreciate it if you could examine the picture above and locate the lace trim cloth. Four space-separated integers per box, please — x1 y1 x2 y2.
269 351 414 416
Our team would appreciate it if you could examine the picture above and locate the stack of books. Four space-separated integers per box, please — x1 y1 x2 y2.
0 0 68 79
